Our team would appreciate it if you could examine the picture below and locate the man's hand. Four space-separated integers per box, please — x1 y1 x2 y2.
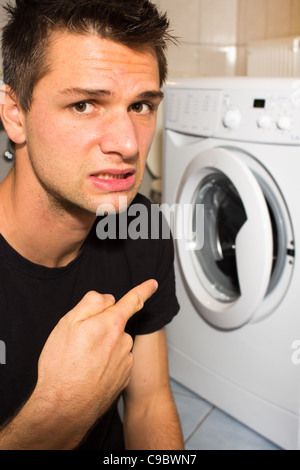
0 279 158 450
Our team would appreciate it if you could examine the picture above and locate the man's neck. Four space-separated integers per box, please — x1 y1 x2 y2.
0 170 96 268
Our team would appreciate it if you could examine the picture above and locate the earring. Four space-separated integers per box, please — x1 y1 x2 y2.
3 150 14 161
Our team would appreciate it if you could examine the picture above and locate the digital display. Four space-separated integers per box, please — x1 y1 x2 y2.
254 99 266 109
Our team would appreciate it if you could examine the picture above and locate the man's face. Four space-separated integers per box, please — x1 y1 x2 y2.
22 32 162 215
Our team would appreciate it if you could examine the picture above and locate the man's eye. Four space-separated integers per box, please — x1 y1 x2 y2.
73 102 94 114
131 102 152 114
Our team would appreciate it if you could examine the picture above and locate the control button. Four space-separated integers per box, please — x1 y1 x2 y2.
257 115 272 129
277 116 291 131
223 107 242 130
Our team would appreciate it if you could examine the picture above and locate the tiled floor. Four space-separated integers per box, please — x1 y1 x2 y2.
170 379 282 450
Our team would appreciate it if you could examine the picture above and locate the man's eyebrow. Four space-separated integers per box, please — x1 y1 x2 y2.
58 87 164 101
58 87 113 98
136 90 164 101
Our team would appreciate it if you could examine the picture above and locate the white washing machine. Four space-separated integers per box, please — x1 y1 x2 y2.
162 77 300 450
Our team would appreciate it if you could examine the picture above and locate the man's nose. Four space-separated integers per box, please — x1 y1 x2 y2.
99 110 139 159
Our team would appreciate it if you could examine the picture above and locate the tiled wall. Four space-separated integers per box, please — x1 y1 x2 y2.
237 0 300 75
154 0 300 78
155 0 239 77
145 0 300 184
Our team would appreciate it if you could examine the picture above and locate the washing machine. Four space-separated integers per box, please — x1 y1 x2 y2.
162 77 300 450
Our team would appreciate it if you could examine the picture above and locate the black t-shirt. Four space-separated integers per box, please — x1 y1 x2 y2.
0 194 179 449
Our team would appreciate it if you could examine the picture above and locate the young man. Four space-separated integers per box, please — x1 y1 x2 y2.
0 0 183 450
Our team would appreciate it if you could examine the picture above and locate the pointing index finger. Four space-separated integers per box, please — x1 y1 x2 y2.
111 279 158 323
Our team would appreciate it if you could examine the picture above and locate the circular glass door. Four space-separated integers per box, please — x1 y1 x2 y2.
192 171 247 304
176 147 274 330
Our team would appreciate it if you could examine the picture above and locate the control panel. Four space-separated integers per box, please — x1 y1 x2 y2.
164 79 300 145
164 88 222 137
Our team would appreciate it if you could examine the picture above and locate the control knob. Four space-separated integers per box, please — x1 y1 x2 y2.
223 107 242 130
257 115 272 129
276 116 291 131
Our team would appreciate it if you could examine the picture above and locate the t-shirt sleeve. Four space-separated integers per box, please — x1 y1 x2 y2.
123 194 180 336
136 232 180 335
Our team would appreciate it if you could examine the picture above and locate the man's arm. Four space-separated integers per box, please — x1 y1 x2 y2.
123 328 184 450
0 280 158 450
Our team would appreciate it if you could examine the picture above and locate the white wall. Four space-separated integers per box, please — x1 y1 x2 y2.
154 0 300 78
237 0 300 74
144 0 300 193
155 0 239 78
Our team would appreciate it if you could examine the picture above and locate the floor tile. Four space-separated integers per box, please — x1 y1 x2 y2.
184 407 281 450
171 380 213 441
170 379 281 450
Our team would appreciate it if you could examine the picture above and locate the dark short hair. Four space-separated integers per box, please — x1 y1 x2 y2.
2 0 176 112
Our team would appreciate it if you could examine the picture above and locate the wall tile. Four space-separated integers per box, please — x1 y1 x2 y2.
266 0 291 39
158 0 200 43
291 0 300 35
167 43 237 79
166 42 200 78
198 0 239 45
235 45 247 76
198 45 237 76
237 0 268 43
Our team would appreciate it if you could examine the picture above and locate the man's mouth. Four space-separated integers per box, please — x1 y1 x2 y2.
96 172 132 181
90 170 136 192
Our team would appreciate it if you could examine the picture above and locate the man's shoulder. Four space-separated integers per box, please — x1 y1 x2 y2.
130 192 152 208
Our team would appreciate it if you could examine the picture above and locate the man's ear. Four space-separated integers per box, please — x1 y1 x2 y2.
0 85 26 145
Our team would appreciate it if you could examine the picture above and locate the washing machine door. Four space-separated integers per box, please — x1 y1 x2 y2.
176 147 273 330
